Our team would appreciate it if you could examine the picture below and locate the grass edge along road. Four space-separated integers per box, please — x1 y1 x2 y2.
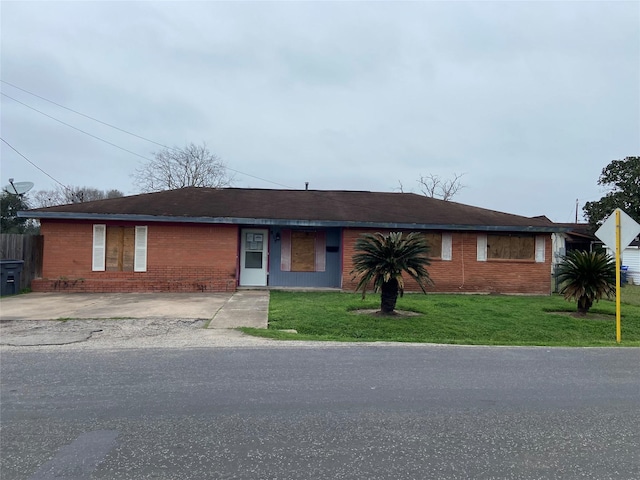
241 286 640 347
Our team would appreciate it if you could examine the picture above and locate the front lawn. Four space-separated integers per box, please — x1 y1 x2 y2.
240 286 640 346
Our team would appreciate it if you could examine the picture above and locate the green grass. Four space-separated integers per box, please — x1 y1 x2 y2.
240 286 640 346
621 283 640 306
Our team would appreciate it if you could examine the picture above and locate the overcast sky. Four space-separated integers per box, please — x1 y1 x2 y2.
1 1 638 222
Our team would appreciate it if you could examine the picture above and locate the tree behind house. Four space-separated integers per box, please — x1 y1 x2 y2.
133 142 234 192
583 156 639 228
1 192 32 233
396 173 466 201
33 186 124 207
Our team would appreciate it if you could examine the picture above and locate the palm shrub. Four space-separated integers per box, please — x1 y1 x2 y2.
351 232 433 314
556 250 616 315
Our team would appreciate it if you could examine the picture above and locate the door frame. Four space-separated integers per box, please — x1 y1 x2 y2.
239 228 269 287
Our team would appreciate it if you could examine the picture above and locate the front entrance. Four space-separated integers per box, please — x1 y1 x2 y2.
239 228 268 286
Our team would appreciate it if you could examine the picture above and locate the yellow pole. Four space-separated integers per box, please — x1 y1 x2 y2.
615 210 621 343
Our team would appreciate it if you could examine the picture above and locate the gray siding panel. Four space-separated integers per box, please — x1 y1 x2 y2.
268 227 342 288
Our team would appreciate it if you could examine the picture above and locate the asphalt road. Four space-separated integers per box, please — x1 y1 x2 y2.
1 345 639 479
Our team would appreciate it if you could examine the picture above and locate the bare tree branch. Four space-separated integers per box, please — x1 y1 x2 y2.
33 186 124 207
417 173 466 201
133 142 234 192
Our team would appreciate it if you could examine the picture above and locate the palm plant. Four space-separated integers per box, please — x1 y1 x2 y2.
351 232 434 314
556 250 616 315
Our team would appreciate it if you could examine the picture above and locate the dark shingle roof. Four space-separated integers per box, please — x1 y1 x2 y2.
22 187 561 231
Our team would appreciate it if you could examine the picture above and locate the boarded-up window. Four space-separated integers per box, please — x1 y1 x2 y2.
281 230 326 272
106 227 135 271
424 233 442 259
93 225 147 272
487 234 535 260
291 231 316 272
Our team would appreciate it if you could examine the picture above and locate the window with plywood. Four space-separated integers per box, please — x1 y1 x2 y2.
424 233 443 259
106 227 135 271
93 225 147 272
487 234 535 260
280 230 326 272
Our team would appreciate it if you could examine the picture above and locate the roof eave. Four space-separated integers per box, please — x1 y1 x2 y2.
19 211 565 233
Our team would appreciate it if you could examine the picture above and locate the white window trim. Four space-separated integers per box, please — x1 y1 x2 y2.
93 224 147 272
92 224 106 271
441 233 453 261
134 226 148 272
535 236 546 263
477 234 487 262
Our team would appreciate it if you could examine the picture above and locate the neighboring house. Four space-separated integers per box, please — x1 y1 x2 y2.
605 239 640 285
550 223 599 270
19 188 565 294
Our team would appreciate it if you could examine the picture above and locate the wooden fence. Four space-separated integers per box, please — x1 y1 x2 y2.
0 234 43 291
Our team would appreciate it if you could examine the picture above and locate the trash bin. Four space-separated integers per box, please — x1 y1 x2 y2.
0 260 24 296
621 265 629 285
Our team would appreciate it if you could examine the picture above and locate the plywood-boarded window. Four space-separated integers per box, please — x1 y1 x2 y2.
280 230 326 272
106 227 136 271
93 225 147 272
291 231 316 272
487 234 535 260
424 233 442 259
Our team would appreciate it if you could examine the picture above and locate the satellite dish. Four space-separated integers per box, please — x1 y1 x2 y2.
3 180 34 195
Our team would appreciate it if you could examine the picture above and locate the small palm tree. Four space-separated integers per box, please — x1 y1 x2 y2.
556 250 616 315
351 232 434 314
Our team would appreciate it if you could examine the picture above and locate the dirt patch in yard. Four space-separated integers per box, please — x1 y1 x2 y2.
351 309 422 317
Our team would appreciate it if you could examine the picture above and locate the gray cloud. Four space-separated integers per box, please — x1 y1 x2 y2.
1 1 638 220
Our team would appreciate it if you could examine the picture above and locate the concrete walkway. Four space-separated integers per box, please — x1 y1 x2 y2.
0 291 269 329
209 290 269 329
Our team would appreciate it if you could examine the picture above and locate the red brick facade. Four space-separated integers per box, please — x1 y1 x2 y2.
32 220 239 293
341 229 553 295
33 221 552 294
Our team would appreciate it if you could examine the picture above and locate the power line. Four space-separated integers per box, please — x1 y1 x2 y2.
1 87 439 214
1 85 461 214
1 137 69 189
1 82 547 221
1 79 172 151
1 92 155 162
1 86 294 189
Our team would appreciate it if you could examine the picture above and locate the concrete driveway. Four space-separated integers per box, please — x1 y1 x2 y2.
0 291 269 328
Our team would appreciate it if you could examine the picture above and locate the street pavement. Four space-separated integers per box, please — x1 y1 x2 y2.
2 291 640 478
2 346 639 479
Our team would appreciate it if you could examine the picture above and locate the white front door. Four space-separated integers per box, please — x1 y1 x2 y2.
240 229 268 286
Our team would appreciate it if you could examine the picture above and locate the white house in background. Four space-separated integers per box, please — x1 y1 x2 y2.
605 239 640 285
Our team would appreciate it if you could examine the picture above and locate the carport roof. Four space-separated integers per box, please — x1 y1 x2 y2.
20 187 564 232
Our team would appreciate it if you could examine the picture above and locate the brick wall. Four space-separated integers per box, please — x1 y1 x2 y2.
32 221 553 295
342 229 553 295
32 220 239 293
